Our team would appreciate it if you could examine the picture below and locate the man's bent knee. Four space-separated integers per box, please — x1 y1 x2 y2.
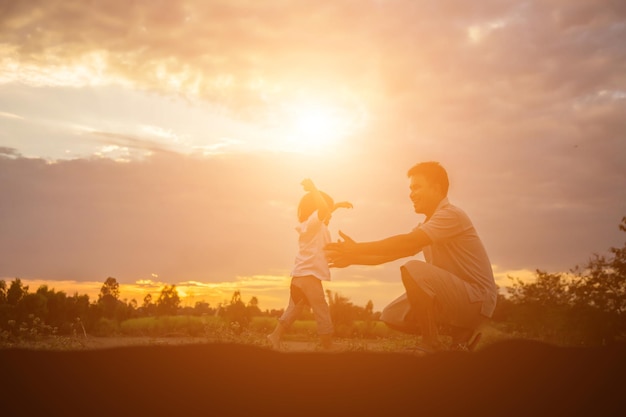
400 264 432 301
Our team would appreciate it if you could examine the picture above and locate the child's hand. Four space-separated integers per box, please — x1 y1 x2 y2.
334 201 353 210
301 178 316 192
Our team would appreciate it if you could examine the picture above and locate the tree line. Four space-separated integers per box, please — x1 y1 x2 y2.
494 217 626 345
0 274 377 340
1 217 624 346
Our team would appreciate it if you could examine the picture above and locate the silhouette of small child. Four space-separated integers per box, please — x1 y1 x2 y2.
267 178 352 350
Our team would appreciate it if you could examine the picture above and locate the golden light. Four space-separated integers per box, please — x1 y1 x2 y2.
274 98 363 153
294 104 339 137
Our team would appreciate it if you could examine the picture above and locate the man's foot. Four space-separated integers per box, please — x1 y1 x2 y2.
266 333 281 350
449 332 482 352
448 342 470 352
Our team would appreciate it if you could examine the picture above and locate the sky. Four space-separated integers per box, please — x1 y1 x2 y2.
1 0 625 312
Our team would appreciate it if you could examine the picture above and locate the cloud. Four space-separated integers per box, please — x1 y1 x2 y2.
0 151 362 283
2 1 621 112
87 130 181 155
2 2 625 162
1 0 625 292
0 146 21 157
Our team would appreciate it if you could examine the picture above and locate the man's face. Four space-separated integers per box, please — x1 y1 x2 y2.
409 174 441 216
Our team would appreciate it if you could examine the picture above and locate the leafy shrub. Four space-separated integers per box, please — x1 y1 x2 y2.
93 318 119 336
120 316 206 337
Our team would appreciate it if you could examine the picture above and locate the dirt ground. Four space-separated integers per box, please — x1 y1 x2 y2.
72 335 396 352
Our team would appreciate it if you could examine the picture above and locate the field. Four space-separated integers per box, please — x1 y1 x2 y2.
1 317 516 352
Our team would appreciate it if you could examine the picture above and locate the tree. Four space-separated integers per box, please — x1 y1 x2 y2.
505 270 576 343
143 293 153 309
221 291 250 332
508 270 573 306
0 280 7 304
98 277 121 319
569 216 626 344
504 217 626 345
141 293 156 316
364 300 374 320
35 285 66 329
246 296 262 317
193 301 213 316
156 285 180 316
326 290 360 334
7 278 29 306
66 293 91 334
99 277 120 301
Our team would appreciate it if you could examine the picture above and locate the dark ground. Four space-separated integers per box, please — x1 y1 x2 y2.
1 339 624 417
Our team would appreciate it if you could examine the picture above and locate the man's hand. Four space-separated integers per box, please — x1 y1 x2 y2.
337 230 356 244
325 231 357 268
327 252 354 268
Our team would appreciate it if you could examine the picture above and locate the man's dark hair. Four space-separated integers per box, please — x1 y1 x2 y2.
407 161 449 196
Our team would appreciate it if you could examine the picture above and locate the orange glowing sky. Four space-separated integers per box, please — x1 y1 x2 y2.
1 0 625 311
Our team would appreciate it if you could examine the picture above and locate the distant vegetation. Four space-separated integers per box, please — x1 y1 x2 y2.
1 217 624 349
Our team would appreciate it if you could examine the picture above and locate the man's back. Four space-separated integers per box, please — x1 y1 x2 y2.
419 198 497 316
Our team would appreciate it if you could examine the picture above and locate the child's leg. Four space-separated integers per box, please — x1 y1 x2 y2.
267 279 306 349
298 277 334 348
267 323 285 350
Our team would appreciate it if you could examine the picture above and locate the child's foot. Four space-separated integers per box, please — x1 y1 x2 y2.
402 343 439 356
318 334 341 352
318 342 342 352
266 333 281 350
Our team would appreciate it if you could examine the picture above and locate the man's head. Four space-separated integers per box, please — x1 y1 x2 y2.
298 191 334 223
407 161 449 217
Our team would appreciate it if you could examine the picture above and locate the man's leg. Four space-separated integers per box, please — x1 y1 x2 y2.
401 268 443 351
380 293 421 334
449 321 484 351
400 260 483 352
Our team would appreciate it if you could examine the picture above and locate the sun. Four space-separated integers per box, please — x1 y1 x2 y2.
277 99 359 153
293 105 339 139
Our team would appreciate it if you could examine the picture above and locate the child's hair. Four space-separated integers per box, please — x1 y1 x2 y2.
298 191 334 223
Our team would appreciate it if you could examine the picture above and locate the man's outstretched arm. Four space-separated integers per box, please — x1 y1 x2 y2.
325 229 431 268
327 252 407 268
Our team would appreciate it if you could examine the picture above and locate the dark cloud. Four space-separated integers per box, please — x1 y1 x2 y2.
0 153 295 282
0 146 20 157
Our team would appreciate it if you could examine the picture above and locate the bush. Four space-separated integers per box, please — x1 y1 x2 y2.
120 316 206 337
93 318 119 336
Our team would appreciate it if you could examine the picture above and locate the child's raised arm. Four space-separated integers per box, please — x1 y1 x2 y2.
332 201 353 212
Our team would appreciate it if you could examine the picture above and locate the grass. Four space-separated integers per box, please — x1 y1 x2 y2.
120 315 209 337
0 314 526 352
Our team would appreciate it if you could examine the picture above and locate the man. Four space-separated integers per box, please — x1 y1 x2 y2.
325 161 497 352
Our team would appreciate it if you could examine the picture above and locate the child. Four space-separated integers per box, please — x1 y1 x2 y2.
267 178 352 350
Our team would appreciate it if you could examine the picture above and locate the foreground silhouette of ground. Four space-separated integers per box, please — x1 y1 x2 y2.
2 339 624 417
